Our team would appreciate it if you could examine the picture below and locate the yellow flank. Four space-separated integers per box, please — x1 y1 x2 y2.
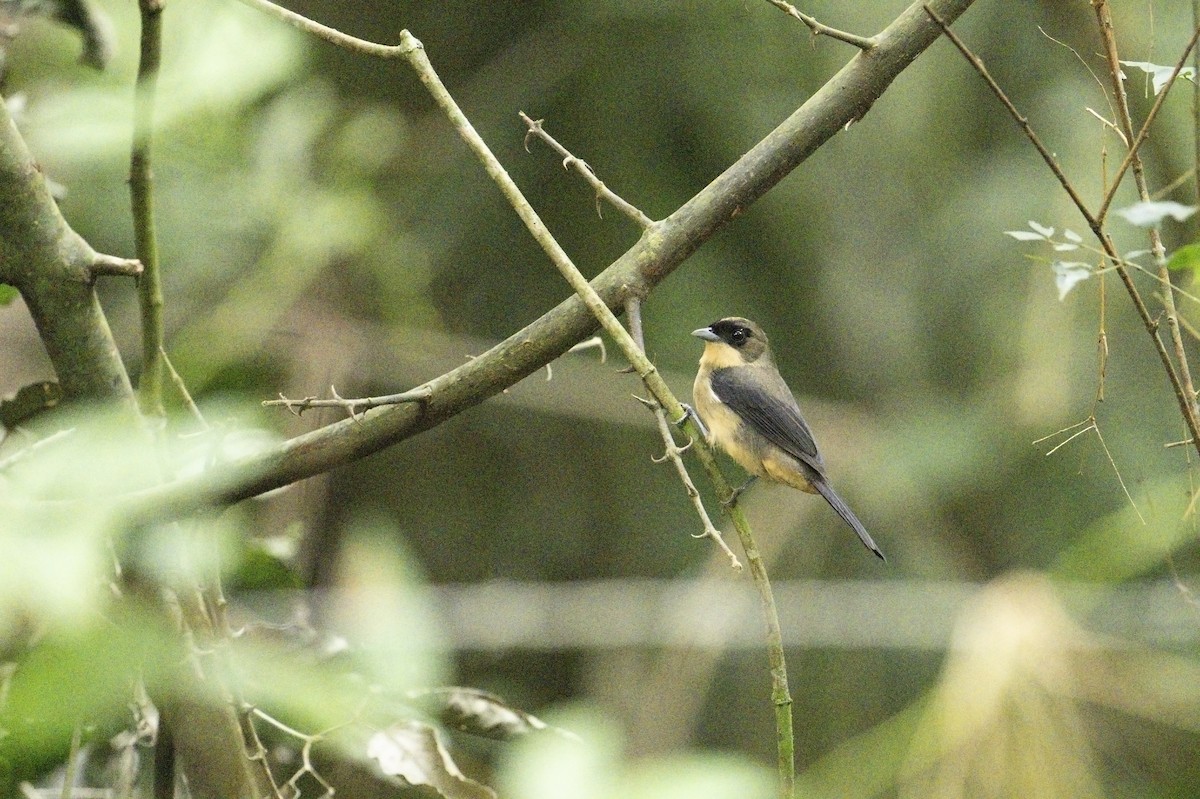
762 451 818 494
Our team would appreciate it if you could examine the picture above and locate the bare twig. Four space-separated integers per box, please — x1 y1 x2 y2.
0 427 75 472
1092 2 1200 442
568 335 606 363
59 722 83 799
161 347 208 428
235 0 411 58
249 708 343 799
763 0 876 50
1095 22 1200 223
263 384 433 418
520 113 654 229
925 5 1200 461
626 298 741 571
140 0 974 519
1034 416 1144 523
131 0 166 417
89 252 142 278
1195 0 1200 206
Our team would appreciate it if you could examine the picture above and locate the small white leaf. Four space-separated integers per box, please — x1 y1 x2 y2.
1028 221 1055 237
1006 230 1046 241
1063 229 1083 243
1124 249 1151 261
1053 242 1080 251
1053 261 1091 300
1115 201 1198 227
1120 60 1197 95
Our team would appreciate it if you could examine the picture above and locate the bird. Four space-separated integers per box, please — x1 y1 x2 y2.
690 316 884 561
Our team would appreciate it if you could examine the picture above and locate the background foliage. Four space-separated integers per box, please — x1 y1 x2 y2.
1 1 1199 797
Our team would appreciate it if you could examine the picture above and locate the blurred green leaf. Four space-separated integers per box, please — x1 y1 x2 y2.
0 606 177 788
229 539 303 592
1053 478 1194 582
368 721 496 799
497 705 771 799
409 687 568 742
25 0 306 164
1167 242 1200 277
0 283 17 305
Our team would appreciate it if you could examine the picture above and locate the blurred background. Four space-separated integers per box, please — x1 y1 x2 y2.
2 0 1200 796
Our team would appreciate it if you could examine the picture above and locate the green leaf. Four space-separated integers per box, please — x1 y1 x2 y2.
0 284 17 305
1167 243 1200 277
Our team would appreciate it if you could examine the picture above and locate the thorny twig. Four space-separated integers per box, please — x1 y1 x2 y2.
263 385 433 419
520 112 654 229
626 298 741 571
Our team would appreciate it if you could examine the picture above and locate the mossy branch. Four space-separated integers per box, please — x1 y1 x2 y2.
0 93 136 406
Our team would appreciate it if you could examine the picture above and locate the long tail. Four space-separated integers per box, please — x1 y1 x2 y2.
811 478 886 562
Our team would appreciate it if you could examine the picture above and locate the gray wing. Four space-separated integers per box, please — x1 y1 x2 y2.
709 366 824 473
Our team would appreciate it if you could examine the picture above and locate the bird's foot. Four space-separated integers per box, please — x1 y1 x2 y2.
675 403 709 440
722 475 758 507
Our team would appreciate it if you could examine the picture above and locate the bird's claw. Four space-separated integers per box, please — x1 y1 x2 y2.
675 403 709 440
722 475 758 508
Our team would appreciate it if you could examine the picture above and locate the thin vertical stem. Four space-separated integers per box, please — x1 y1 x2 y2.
1093 1 1200 428
1194 0 1200 206
398 32 796 796
132 0 166 417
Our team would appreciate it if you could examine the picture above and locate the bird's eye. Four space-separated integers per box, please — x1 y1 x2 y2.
731 328 747 344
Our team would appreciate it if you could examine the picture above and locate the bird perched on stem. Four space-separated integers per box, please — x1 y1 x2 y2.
690 317 884 561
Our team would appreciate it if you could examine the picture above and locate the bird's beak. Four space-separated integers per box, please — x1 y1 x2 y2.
691 327 720 342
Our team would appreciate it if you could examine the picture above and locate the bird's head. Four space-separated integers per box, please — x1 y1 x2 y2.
692 317 771 366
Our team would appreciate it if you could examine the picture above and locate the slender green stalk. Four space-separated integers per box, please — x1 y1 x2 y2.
60 722 83 799
398 32 797 794
131 0 166 417
1092 2 1200 437
1193 0 1200 210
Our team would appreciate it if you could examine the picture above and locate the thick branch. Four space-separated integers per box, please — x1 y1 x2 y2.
0 94 134 406
133 0 975 520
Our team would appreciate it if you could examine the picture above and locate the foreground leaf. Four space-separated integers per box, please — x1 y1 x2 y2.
368 721 496 799
409 687 573 741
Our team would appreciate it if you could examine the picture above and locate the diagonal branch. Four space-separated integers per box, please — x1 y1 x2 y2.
135 0 975 517
520 112 654 229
